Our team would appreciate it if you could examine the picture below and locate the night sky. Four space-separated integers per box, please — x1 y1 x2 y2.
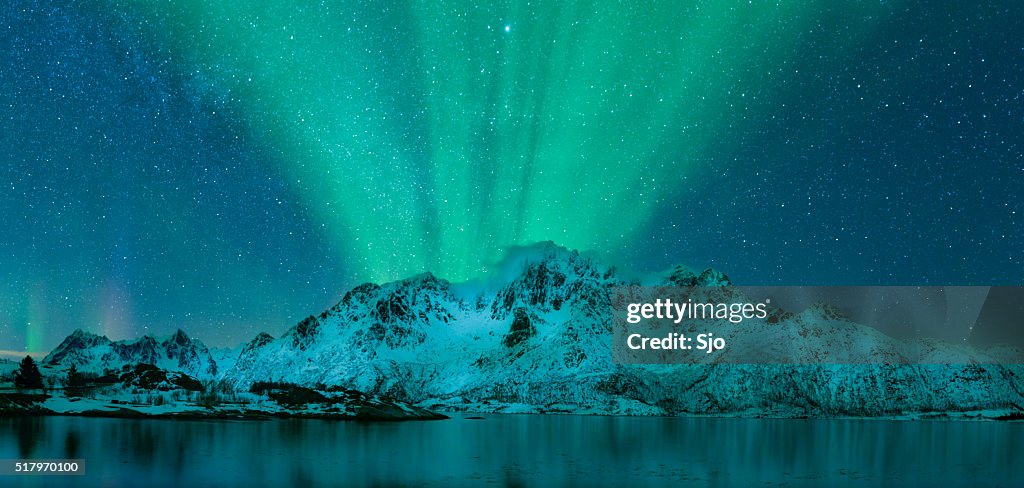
1 1 1021 353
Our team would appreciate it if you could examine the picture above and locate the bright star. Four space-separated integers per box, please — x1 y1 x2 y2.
504 25 510 33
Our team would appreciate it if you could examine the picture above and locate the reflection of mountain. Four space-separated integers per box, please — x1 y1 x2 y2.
42 243 1024 418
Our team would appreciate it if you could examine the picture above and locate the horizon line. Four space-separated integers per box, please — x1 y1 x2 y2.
0 349 49 361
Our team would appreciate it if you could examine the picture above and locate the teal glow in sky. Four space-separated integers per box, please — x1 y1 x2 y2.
127 0 885 282
2 0 1021 350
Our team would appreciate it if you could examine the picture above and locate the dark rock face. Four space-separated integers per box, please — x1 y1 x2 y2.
119 364 203 392
335 273 458 348
162 330 218 377
292 316 320 349
245 332 275 351
112 336 160 365
375 294 412 323
490 244 615 322
342 282 382 307
250 381 329 405
809 302 847 321
667 266 698 287
503 307 536 347
45 329 112 366
0 393 51 415
765 306 796 324
43 328 219 379
371 274 456 325
696 268 731 286
246 381 448 420
232 333 276 373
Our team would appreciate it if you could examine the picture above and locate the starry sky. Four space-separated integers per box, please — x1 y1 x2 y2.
1 1 1022 353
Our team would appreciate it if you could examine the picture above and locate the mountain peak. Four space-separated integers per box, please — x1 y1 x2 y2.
43 327 217 378
67 328 108 341
696 268 731 286
164 328 192 346
491 242 586 275
244 332 275 351
44 329 112 366
397 271 449 291
666 265 699 286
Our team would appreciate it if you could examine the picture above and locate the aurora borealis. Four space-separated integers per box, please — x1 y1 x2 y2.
2 1 1022 352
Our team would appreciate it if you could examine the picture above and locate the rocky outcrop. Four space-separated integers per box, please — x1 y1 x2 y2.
502 308 536 347
118 363 203 392
43 329 218 379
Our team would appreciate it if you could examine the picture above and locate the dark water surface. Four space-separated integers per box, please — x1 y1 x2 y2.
0 414 1020 487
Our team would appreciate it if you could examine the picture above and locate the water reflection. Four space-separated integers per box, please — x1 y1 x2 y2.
13 417 43 458
63 428 79 459
0 415 1020 487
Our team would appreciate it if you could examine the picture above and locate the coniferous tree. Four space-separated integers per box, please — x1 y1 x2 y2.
66 363 86 388
13 355 44 389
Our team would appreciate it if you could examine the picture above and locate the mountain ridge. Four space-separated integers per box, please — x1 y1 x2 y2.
44 327 218 379
38 243 1024 418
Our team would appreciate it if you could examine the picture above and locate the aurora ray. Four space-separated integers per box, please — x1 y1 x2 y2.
119 0 894 282
3 0 1021 351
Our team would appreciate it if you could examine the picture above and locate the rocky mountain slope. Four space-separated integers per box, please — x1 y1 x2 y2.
43 329 219 379
38 242 1024 418
216 242 1024 417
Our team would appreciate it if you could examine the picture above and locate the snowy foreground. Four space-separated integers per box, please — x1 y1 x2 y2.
7 243 1024 421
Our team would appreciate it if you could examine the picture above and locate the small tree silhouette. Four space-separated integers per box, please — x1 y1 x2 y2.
66 364 86 388
13 355 44 389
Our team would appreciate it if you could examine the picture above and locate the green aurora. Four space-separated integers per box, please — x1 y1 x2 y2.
122 0 892 283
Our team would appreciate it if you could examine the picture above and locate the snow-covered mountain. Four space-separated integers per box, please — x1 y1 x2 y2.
217 242 1024 417
209 345 241 374
0 358 15 383
39 242 1024 417
43 328 218 379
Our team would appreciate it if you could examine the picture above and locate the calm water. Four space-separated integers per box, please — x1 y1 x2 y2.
0 414 1020 487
